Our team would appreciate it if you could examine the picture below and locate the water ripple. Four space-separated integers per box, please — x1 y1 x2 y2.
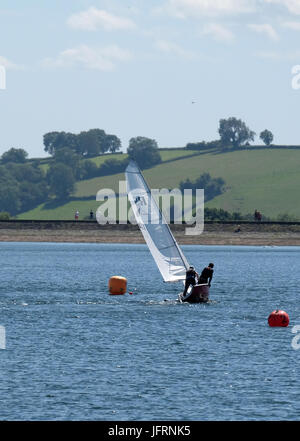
0 243 299 420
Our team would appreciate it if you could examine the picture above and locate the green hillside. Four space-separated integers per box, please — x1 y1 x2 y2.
18 148 300 220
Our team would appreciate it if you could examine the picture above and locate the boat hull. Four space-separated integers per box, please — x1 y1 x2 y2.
179 284 209 303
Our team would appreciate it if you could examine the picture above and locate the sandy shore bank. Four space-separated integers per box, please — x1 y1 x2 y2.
1 221 300 246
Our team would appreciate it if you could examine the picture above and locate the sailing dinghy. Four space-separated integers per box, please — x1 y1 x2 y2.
125 160 209 303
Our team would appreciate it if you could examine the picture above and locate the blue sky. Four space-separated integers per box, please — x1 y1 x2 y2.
0 0 300 157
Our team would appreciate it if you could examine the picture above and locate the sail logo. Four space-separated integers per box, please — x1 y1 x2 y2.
134 195 146 205
134 193 148 215
0 65 6 90
96 181 204 235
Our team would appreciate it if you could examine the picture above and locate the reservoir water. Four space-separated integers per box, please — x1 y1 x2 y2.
0 242 299 420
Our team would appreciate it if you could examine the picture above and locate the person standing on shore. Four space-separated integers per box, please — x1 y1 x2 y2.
75 210 79 220
254 210 262 222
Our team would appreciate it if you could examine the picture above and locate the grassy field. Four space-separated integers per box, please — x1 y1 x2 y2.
18 148 300 220
89 153 125 166
35 149 196 174
88 149 196 165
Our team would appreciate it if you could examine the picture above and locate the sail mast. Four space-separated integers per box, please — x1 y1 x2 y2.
126 161 189 282
136 162 189 270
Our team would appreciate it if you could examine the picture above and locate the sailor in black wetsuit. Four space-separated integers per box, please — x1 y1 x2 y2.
198 263 214 287
183 266 198 297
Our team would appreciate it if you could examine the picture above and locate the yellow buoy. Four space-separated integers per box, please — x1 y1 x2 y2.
108 276 127 295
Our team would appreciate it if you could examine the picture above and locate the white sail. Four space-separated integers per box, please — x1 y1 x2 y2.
125 160 189 282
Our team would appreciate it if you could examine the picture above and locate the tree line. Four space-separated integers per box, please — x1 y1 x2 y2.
0 133 162 214
43 129 121 157
186 117 274 150
0 117 291 218
0 158 48 215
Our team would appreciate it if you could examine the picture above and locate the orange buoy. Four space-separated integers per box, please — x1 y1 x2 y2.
108 276 127 295
268 310 289 327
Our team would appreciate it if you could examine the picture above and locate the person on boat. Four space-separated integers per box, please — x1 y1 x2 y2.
198 263 214 287
183 266 198 297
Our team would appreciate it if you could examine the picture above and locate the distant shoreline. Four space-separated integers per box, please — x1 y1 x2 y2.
1 220 300 246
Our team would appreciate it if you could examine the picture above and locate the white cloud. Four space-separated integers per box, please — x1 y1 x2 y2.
248 23 279 40
67 7 136 31
0 55 24 70
42 45 133 71
159 0 300 18
281 21 300 29
155 39 196 58
160 0 256 18
255 49 300 60
202 23 235 42
264 0 300 15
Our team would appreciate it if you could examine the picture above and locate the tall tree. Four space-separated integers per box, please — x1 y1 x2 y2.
1 148 28 163
5 162 45 183
47 163 76 199
43 132 78 155
104 134 121 153
0 185 21 214
53 147 80 170
218 117 256 148
78 159 98 180
2 162 48 212
43 132 59 155
77 129 106 156
88 129 108 154
0 166 21 214
43 129 121 157
127 136 161 169
260 129 274 146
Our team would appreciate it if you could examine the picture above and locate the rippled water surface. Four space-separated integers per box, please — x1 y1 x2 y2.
0 242 300 420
